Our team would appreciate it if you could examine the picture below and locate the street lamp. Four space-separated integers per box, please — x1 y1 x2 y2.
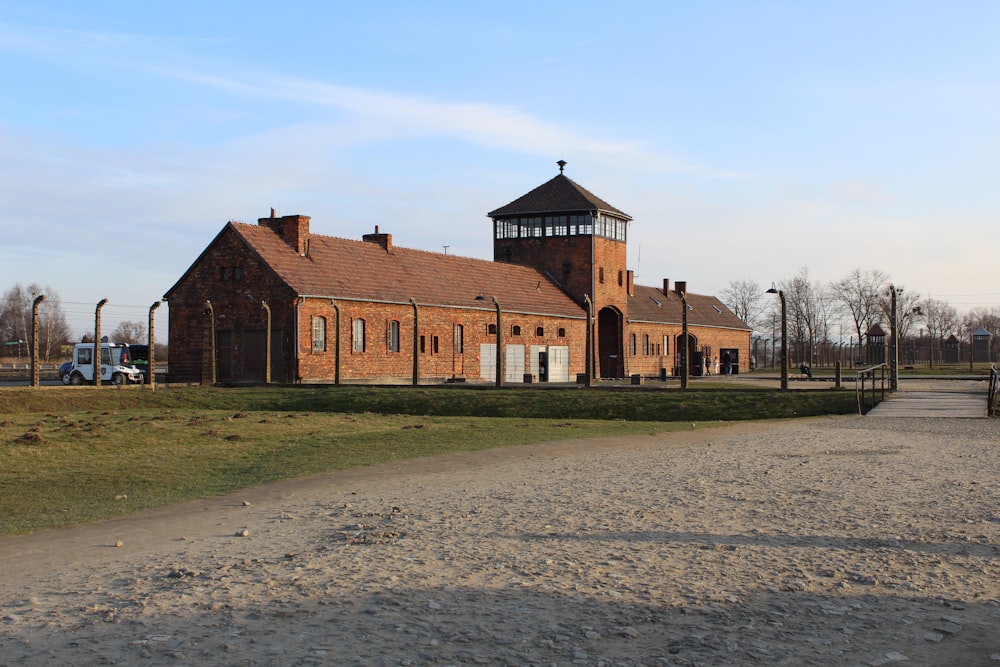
889 285 900 391
679 290 689 390
766 284 788 391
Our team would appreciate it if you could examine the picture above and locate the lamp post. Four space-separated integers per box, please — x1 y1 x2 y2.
889 285 900 391
766 284 788 391
492 297 503 388
679 290 689 390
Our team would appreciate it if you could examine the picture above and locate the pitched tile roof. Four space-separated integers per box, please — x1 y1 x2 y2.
627 284 751 330
231 222 585 317
488 174 632 220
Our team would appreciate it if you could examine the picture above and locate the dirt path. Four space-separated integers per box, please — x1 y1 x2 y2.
1 416 998 666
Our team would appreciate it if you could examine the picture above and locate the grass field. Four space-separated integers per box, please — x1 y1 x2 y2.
0 383 858 535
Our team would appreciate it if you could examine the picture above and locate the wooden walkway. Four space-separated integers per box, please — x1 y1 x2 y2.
866 379 990 418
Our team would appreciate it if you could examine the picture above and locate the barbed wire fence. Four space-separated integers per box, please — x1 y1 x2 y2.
62 300 167 344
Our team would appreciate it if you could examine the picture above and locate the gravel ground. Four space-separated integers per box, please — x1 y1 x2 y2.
0 414 998 666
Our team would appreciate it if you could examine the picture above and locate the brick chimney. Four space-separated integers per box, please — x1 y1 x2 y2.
675 280 687 295
626 270 634 296
663 279 670 298
363 225 393 251
259 209 310 255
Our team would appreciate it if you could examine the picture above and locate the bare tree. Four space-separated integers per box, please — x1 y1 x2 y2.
874 285 923 345
37 290 72 360
962 306 1000 361
963 306 1000 339
111 320 147 345
781 267 830 366
720 279 768 331
0 284 31 349
830 269 890 348
0 284 73 360
922 297 959 367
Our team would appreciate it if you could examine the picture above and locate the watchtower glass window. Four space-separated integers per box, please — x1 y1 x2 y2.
493 212 626 241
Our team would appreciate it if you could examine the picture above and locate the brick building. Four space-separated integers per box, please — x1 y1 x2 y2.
164 165 750 384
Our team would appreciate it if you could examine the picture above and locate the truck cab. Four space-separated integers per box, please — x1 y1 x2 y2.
68 342 145 385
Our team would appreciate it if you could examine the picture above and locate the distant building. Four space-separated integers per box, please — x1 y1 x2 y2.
164 165 751 384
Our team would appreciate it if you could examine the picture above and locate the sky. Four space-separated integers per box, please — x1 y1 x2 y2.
2 1 999 339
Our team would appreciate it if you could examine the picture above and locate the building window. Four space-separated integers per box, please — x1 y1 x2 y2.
663 336 670 355
618 271 623 287
419 335 439 354
630 333 637 356
352 318 366 353
312 316 326 352
535 326 544 337
599 267 605 284
388 320 400 353
221 266 242 281
643 334 650 355
454 324 464 354
487 323 497 335
512 325 521 336
558 327 566 338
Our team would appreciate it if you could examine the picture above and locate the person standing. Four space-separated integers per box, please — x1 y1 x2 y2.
722 351 732 377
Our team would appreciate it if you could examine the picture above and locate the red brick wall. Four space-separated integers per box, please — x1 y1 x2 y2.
297 298 587 383
591 235 628 313
166 226 297 383
623 323 751 377
494 236 594 305
169 224 744 385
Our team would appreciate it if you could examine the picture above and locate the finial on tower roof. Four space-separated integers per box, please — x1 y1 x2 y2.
557 159 566 174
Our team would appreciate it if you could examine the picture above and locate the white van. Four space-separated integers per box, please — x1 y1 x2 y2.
67 342 145 385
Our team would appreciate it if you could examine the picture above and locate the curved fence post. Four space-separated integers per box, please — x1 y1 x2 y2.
988 364 998 418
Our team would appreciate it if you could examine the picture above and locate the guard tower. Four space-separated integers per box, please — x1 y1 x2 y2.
972 326 991 363
865 324 886 365
488 161 634 377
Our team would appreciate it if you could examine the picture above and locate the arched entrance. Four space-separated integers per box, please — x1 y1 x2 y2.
597 306 624 378
675 332 699 377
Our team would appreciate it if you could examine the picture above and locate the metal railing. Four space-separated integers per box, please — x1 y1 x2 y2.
856 363 888 415
989 364 999 418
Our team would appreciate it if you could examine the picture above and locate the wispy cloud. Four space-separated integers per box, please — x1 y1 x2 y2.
1 19 732 177
170 67 691 171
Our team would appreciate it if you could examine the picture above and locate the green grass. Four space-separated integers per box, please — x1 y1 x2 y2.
0 384 858 535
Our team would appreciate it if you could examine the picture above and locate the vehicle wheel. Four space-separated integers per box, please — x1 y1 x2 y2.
69 372 84 386
112 373 126 386
61 373 71 385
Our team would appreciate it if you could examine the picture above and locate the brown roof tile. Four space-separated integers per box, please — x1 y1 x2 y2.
488 174 631 220
628 284 751 330
231 223 585 317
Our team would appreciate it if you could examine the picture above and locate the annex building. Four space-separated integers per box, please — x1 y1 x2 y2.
164 165 751 384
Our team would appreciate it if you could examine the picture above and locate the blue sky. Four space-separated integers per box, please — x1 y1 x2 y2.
2 1 999 337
